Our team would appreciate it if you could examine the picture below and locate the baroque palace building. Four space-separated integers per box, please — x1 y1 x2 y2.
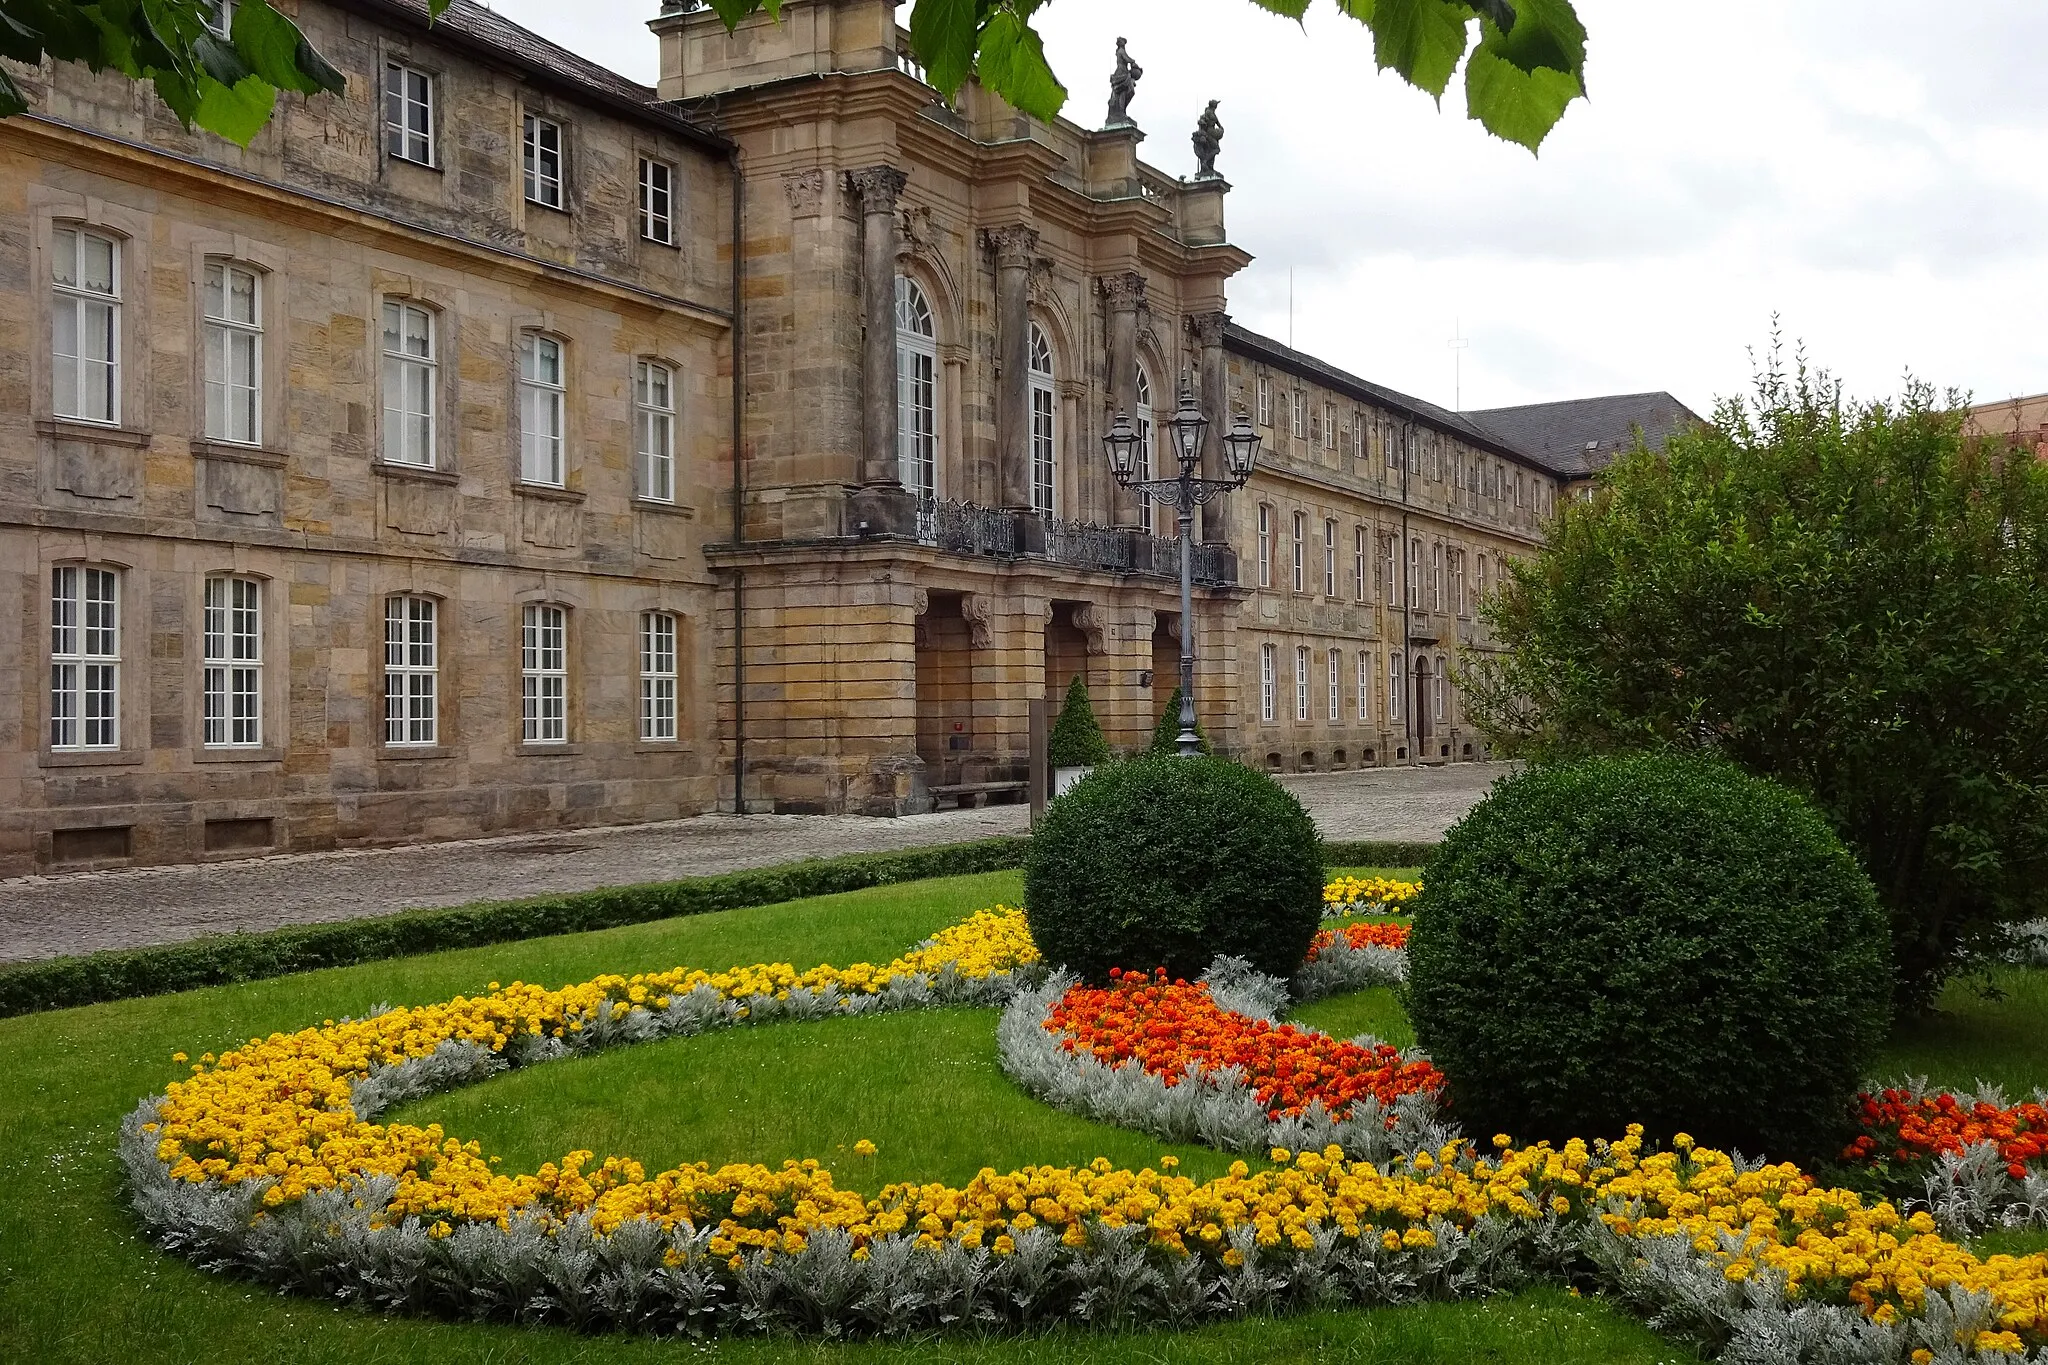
0 0 1681 875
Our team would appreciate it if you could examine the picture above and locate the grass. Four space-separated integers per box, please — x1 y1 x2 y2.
0 863 2037 1365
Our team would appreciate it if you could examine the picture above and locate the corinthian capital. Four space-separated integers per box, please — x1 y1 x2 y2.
981 223 1040 269
1098 270 1146 313
844 165 909 215
1187 310 1230 348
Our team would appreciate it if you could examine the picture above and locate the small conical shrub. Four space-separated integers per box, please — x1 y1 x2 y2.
1147 686 1212 755
1047 676 1113 768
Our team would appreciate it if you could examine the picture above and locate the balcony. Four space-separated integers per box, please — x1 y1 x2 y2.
911 496 1237 587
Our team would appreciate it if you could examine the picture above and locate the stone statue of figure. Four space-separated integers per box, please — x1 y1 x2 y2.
1105 37 1142 127
1192 100 1223 178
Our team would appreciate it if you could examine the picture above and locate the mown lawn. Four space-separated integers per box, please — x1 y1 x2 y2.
0 863 2039 1363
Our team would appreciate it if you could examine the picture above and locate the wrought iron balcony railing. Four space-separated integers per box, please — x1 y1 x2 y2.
909 497 1237 587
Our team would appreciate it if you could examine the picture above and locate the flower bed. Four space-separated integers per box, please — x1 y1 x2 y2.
1849 1087 2048 1178
1308 920 1410 957
1323 875 1420 916
124 900 2048 1358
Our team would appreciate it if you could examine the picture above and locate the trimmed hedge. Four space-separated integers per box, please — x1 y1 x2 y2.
0 837 1030 1018
1323 840 1438 871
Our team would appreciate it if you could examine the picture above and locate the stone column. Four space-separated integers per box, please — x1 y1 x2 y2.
847 165 909 488
1190 310 1231 545
986 224 1039 511
1099 271 1145 529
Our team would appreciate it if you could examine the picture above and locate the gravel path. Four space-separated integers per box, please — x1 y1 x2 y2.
0 763 1509 963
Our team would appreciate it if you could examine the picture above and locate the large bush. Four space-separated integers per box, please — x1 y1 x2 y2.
1465 354 2048 1010
1024 756 1323 983
1407 754 1892 1164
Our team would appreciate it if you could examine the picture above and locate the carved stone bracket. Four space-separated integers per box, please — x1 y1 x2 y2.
910 586 930 618
961 592 994 649
1071 602 1109 656
899 202 937 257
782 168 826 219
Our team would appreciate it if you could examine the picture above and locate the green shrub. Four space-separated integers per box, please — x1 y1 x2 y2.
1024 755 1323 983
1406 753 1891 1164
1323 840 1439 872
1146 686 1212 755
0 838 1030 1018
1047 675 1113 768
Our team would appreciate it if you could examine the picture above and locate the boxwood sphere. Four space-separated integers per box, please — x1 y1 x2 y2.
1024 755 1325 984
1406 754 1891 1164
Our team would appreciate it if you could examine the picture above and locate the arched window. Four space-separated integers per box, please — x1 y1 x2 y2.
1028 324 1055 514
895 276 937 497
1134 363 1155 533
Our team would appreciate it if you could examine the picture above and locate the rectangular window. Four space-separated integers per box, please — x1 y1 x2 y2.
523 114 563 209
381 300 435 466
384 63 434 164
50 566 119 750
635 359 675 502
1322 402 1336 450
1030 375 1056 514
1384 534 1396 604
640 611 678 742
1430 542 1443 611
1327 647 1341 722
1353 526 1367 601
202 576 262 748
1408 539 1421 608
638 157 674 244
1291 390 1305 439
1257 505 1272 588
202 261 261 445
383 596 437 746
1259 642 1276 722
1294 645 1310 722
521 604 567 744
1389 651 1404 722
52 227 120 425
518 334 565 486
1256 375 1271 427
1323 519 1337 596
1352 409 1364 459
1436 656 1448 722
1385 419 1398 469
1291 512 1305 593
1357 650 1370 722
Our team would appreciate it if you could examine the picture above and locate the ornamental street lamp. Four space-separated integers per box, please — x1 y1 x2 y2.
1102 377 1262 757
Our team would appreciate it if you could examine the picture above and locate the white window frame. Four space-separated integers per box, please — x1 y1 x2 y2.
1291 511 1305 593
1323 519 1337 597
202 260 262 446
49 565 120 751
518 333 566 487
1256 504 1272 589
380 300 436 467
1352 409 1364 460
1327 647 1341 722
635 359 675 503
895 275 938 498
640 611 679 742
1134 365 1156 534
1385 534 1397 605
202 576 263 749
384 62 434 165
521 604 569 744
1291 390 1305 439
1430 542 1443 611
638 157 674 245
1436 654 1449 723
1389 650 1404 723
523 114 564 209
1259 642 1276 723
384 595 438 746
51 227 121 426
1357 650 1371 722
1294 644 1310 722
1407 538 1422 608
1322 402 1336 451
1385 419 1399 470
1028 324 1056 514
1255 375 1272 427
1353 526 1367 601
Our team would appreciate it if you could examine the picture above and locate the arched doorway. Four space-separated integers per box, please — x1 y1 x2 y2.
1413 655 1433 745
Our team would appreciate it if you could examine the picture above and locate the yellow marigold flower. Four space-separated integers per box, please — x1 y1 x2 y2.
853 1140 877 1158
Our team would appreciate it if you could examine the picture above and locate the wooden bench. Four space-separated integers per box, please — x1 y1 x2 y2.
929 780 1029 810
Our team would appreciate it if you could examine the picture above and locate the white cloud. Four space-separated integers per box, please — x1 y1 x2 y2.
486 0 2048 415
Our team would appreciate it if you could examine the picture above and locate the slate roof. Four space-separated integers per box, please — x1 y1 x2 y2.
1466 391 1704 477
335 0 731 152
1223 324 1553 471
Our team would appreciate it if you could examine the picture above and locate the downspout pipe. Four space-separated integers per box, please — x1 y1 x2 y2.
728 145 748 814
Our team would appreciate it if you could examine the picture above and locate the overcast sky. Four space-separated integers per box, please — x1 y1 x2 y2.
491 0 2048 418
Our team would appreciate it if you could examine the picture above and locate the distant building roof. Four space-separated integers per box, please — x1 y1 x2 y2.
1224 324 1552 471
1466 392 1704 477
335 0 731 154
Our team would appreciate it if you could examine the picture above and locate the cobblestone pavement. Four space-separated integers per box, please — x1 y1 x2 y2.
0 763 1509 963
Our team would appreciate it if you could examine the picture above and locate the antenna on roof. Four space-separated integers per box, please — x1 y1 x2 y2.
1447 317 1470 411
1288 267 1294 350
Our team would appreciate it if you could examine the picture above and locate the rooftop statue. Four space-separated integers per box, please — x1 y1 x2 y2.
1192 100 1223 179
1105 37 1142 128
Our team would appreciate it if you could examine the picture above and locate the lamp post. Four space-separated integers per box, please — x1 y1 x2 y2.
1103 377 1262 757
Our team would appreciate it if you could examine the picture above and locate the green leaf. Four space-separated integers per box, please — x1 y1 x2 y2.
1340 0 1472 101
231 0 338 96
1477 0 1584 80
0 64 26 117
704 0 772 29
1245 0 1312 18
908 0 982 100
192 69 275 144
975 5 1064 120
1465 26 1581 151
192 30 250 87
